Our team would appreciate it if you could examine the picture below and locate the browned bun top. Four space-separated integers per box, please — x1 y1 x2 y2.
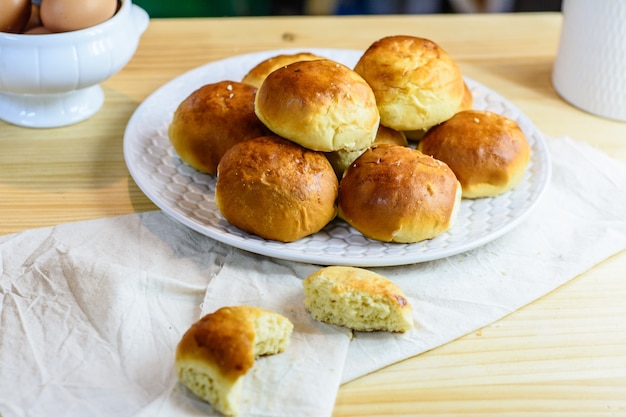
255 59 380 152
175 306 256 380
338 144 461 243
241 52 325 88
354 35 465 133
215 135 339 242
168 80 269 176
419 110 531 198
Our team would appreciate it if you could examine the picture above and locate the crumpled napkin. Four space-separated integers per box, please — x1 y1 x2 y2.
1 136 626 417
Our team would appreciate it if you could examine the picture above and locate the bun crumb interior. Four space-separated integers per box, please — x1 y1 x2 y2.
303 266 414 333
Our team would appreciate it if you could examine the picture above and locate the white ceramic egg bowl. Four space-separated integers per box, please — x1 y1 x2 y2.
0 0 149 128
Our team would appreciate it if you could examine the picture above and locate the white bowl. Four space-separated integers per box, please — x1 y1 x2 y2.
0 0 149 128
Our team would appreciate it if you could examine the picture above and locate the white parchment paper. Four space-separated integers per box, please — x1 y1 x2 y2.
1 136 626 417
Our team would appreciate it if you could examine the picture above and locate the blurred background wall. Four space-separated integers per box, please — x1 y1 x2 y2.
132 0 562 18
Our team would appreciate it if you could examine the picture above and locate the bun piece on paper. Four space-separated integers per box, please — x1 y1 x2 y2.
303 266 414 333
168 80 269 176
419 110 531 198
215 135 339 242
338 144 461 243
175 306 293 416
255 59 380 152
354 35 466 140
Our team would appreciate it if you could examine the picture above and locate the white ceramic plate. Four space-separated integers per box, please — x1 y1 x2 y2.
123 48 551 267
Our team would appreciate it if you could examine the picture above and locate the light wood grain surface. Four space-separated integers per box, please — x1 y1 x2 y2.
2 12 625 416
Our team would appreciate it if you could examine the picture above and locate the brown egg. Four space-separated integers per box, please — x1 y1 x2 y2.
40 0 118 33
0 0 31 33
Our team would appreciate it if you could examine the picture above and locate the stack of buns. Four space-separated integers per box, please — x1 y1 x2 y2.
167 34 531 244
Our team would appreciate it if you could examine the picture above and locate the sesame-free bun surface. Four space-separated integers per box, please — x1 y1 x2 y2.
242 52 325 88
175 306 293 416
168 81 269 175
254 59 380 152
419 110 531 198
354 35 465 134
215 135 339 242
338 144 461 243
303 266 414 333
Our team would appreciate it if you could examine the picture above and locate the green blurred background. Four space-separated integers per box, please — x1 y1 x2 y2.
131 0 561 18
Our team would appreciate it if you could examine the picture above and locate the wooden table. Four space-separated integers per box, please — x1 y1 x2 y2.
2 13 625 416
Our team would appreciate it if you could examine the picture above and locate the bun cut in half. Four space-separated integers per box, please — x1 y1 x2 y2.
215 135 339 242
303 266 414 333
419 110 531 198
338 144 461 243
254 59 380 152
175 306 293 416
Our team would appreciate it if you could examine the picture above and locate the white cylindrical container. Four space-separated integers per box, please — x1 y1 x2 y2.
552 0 626 122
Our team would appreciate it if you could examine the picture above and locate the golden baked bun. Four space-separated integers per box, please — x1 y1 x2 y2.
254 59 380 152
215 135 339 242
175 306 293 416
241 52 325 88
325 124 408 177
303 266 414 333
354 35 465 136
168 80 269 175
418 110 531 198
338 144 461 243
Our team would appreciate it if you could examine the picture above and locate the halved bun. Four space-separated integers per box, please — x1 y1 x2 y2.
175 306 293 416
303 266 414 333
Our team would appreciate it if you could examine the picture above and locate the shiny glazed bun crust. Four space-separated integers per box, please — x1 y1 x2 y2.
215 135 339 242
418 110 531 198
168 80 269 175
338 144 461 243
354 35 465 134
254 59 380 152
241 52 325 88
